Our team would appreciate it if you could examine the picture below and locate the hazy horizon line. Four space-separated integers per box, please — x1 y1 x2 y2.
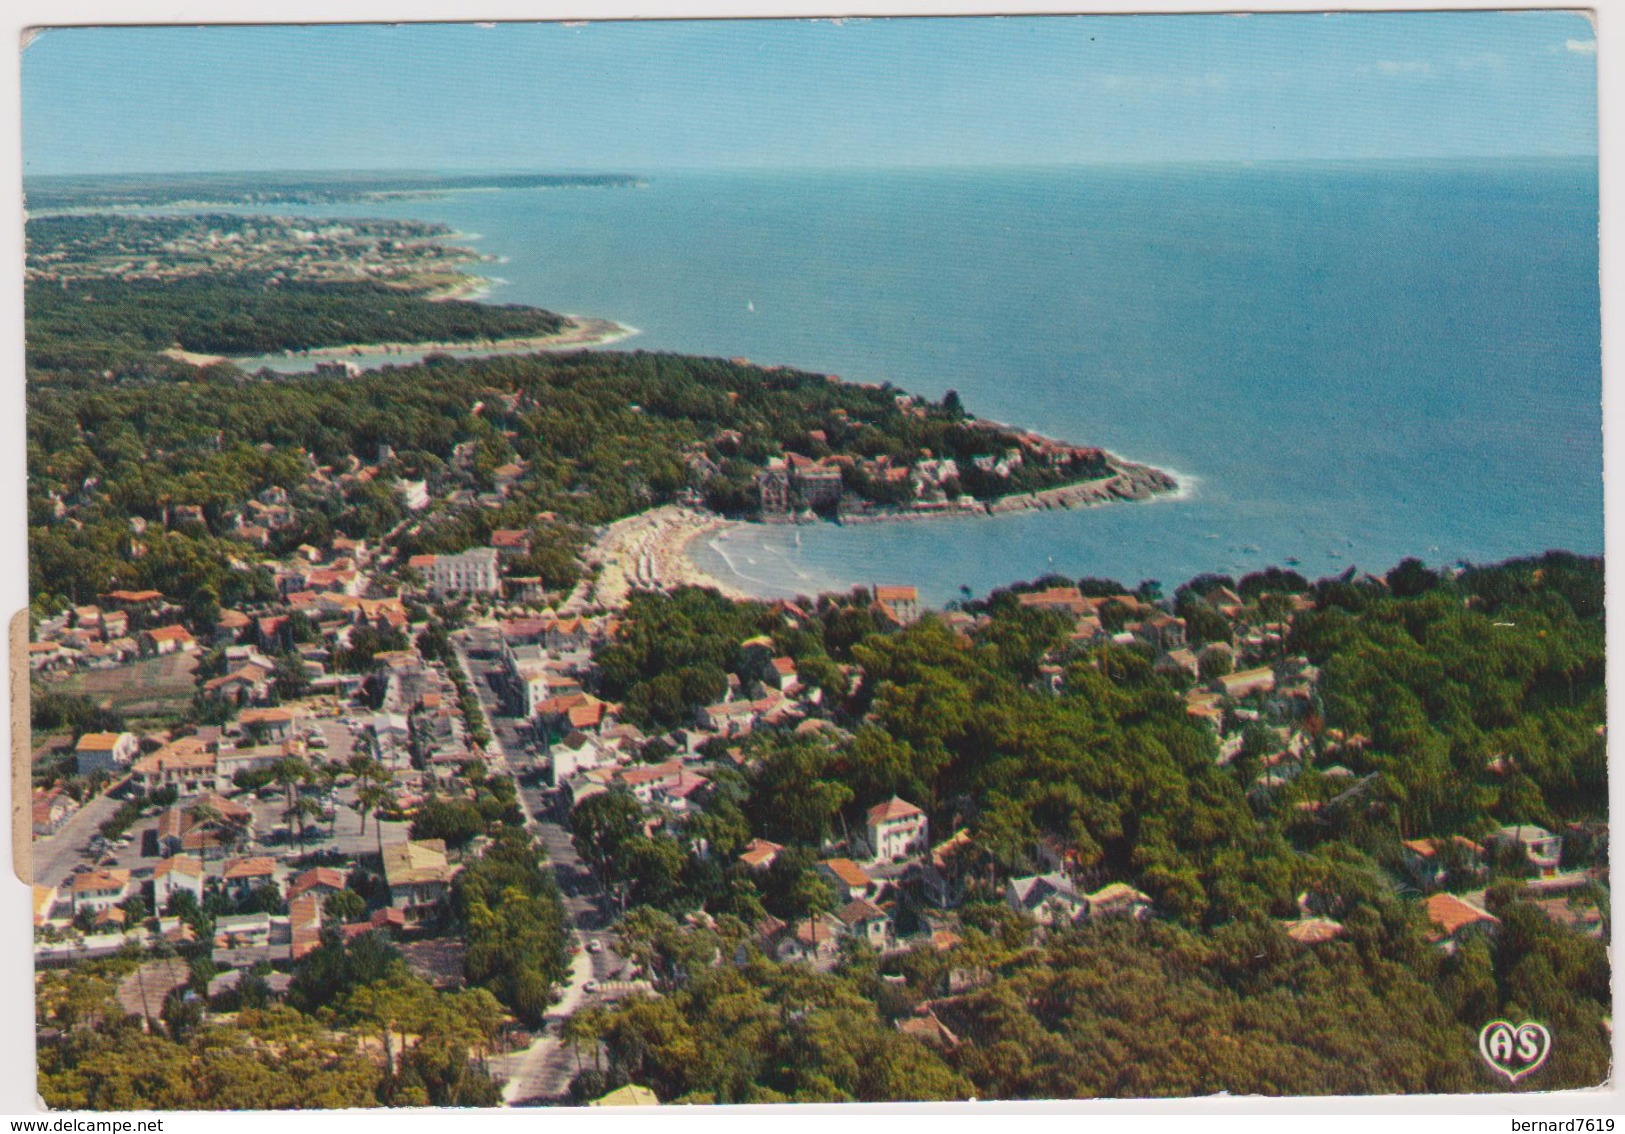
25 152 1600 182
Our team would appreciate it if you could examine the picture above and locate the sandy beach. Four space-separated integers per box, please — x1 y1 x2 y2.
573 505 749 610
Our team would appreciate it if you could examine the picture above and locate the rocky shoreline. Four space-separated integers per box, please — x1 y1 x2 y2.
829 456 1182 525
984 458 1180 515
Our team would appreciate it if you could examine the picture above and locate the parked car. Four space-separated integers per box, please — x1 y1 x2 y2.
583 980 600 994
587 939 605 954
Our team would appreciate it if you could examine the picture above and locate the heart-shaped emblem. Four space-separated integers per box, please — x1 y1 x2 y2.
1478 1020 1552 1083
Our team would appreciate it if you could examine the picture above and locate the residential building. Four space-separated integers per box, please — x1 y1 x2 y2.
383 839 459 917
1006 873 1084 926
139 625 198 656
775 914 844 968
1282 916 1346 945
214 912 275 950
151 856 206 910
765 656 799 692
1016 586 1092 617
397 480 430 511
818 858 875 902
1214 666 1275 700
237 706 304 741
71 869 132 915
697 699 758 735
74 731 138 776
755 462 792 514
866 796 929 862
1422 892 1500 953
1401 836 1487 891
423 548 502 596
202 662 277 705
31 787 78 836
220 857 279 902
1081 882 1153 921
549 730 612 784
738 838 783 872
895 1010 959 1050
290 894 324 960
287 867 348 904
1494 824 1565 879
130 737 218 797
872 585 920 625
489 528 532 556
835 898 893 951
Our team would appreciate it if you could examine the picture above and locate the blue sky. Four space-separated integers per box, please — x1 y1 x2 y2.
22 12 1598 175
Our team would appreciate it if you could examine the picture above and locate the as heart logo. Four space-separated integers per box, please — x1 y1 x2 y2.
1478 1020 1552 1083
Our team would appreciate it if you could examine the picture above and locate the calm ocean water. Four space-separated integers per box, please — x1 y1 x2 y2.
241 162 1602 606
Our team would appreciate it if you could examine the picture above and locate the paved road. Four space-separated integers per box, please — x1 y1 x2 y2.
31 784 128 891
453 626 628 1105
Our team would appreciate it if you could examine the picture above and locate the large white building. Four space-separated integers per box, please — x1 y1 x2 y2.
866 796 929 863
424 548 501 597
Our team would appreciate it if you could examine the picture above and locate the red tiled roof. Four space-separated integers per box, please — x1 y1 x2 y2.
819 858 872 889
222 856 277 880
837 898 887 926
866 796 924 825
107 589 164 603
72 868 131 894
153 855 204 879
1424 893 1499 939
738 838 782 868
1284 917 1344 944
288 867 347 900
75 732 128 752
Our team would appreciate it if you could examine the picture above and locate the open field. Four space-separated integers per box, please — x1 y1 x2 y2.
40 652 198 721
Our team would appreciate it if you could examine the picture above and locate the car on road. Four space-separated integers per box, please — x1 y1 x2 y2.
583 980 599 994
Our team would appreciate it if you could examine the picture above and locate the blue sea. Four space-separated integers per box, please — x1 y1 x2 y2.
239 161 1602 606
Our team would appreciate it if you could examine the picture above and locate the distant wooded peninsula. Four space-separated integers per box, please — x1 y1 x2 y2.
25 170 645 212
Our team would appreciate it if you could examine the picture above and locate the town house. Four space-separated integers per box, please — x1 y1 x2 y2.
139 625 198 657
71 869 132 915
866 796 929 863
383 839 460 918
219 857 280 902
131 737 219 798
151 855 206 910
1006 873 1085 926
74 731 138 776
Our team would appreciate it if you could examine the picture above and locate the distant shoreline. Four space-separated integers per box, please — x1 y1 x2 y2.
213 316 640 372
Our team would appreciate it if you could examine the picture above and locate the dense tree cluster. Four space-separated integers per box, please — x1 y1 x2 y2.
37 934 506 1110
28 275 570 363
449 828 573 1027
576 555 1608 1098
